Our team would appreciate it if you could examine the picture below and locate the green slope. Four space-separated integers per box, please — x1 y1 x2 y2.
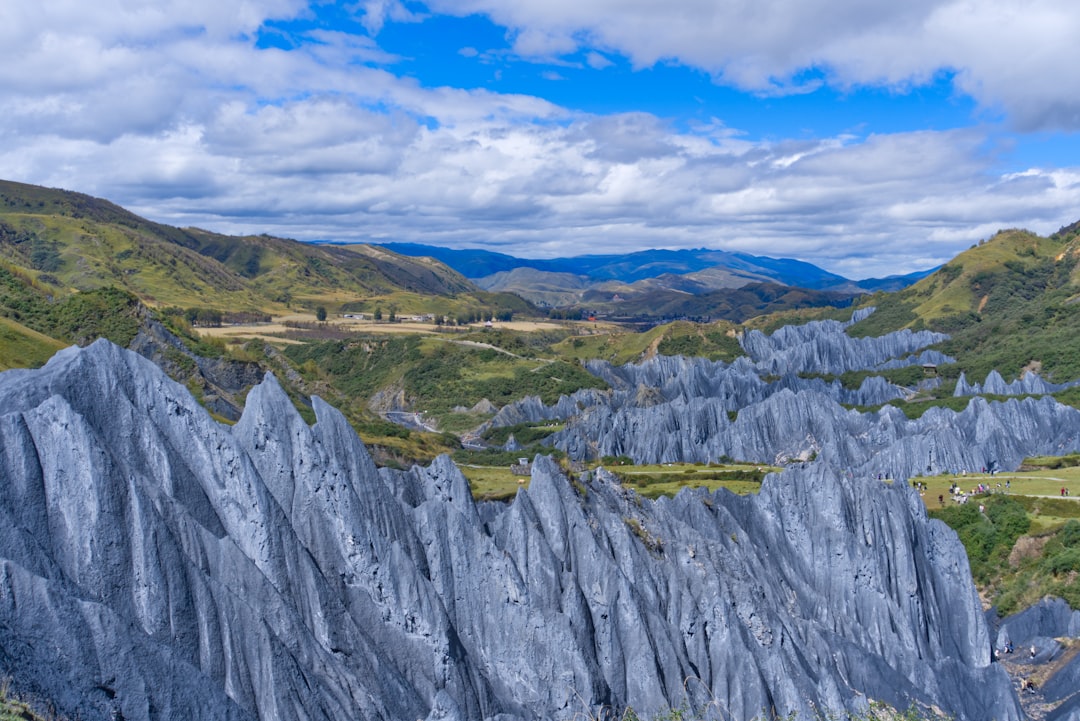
844 227 1080 383
0 315 66 370
0 179 515 317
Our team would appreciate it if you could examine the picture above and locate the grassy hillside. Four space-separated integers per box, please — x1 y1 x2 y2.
0 180 523 319
920 464 1080 614
553 319 744 364
0 262 143 349
846 227 1080 383
283 333 609 428
0 316 66 370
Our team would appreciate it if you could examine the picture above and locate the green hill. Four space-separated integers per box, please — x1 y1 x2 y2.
0 179 515 318
845 226 1080 383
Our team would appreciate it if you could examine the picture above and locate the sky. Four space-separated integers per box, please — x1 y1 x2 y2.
3 1 1080 279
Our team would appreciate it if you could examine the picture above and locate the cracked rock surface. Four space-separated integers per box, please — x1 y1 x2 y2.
0 340 1035 720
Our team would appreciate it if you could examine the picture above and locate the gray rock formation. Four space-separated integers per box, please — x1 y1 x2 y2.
485 354 907 438
738 315 953 376
553 387 1080 477
478 387 611 431
0 340 1024 720
479 310 942 438
128 317 265 420
990 598 1080 721
953 370 1080 397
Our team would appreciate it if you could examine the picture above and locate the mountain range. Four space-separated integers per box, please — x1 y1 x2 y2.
377 241 931 289
377 241 934 311
0 178 931 329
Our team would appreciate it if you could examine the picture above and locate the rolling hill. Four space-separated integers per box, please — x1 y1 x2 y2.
378 241 858 287
843 225 1080 384
0 179 490 315
387 241 933 316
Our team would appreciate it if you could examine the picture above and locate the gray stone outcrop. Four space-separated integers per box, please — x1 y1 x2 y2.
954 370 1080 397
738 315 953 376
552 387 1080 477
480 309 942 437
991 598 1080 720
0 340 1024 721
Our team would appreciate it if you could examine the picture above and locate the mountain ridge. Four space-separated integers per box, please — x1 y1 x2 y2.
377 241 934 292
0 179 485 313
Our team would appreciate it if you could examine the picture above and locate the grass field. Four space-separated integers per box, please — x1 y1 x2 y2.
459 455 1080 511
458 464 531 502
458 461 774 502
912 468 1079 501
0 316 66 370
910 467 1080 536
611 463 771 499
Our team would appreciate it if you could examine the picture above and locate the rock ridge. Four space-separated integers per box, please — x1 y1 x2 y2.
0 340 1026 720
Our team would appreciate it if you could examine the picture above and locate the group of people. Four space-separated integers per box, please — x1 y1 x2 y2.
992 642 1040 695
1061 487 1072 497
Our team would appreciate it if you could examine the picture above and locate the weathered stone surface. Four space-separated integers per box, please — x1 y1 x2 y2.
738 313 953 376
128 318 265 420
994 598 1080 649
0 340 1026 720
990 598 1080 720
552 386 1080 478
481 310 947 437
954 370 1080 397
487 354 907 437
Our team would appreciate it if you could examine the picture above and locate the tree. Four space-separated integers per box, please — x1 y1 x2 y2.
315 306 327 322
374 306 383 321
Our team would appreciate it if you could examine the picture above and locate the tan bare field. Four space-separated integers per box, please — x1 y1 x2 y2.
197 314 575 342
478 320 566 331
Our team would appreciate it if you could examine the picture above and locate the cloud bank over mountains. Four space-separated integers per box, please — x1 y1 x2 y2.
2 0 1079 278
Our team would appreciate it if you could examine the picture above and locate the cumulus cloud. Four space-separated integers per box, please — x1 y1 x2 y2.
585 51 613 70
425 0 1080 131
2 0 1080 280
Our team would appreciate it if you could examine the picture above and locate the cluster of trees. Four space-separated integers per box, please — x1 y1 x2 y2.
547 308 585 320
453 309 513 325
159 306 271 327
933 497 1080 613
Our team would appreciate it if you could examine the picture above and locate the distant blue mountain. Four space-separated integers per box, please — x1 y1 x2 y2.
376 242 926 292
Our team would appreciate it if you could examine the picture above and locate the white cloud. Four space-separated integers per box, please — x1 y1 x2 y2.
425 0 1080 131
2 0 1080 281
585 51 612 70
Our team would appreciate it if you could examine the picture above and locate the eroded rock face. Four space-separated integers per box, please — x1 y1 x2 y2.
552 387 1080 475
0 341 1024 720
527 312 1080 473
989 599 1080 721
482 312 944 438
953 370 1080 398
737 317 953 377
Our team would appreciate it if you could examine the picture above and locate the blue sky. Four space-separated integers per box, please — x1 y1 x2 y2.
3 0 1080 278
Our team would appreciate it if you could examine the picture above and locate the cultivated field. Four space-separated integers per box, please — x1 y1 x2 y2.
459 461 773 502
197 313 575 345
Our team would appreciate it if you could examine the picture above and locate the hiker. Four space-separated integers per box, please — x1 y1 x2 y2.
938 494 944 507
